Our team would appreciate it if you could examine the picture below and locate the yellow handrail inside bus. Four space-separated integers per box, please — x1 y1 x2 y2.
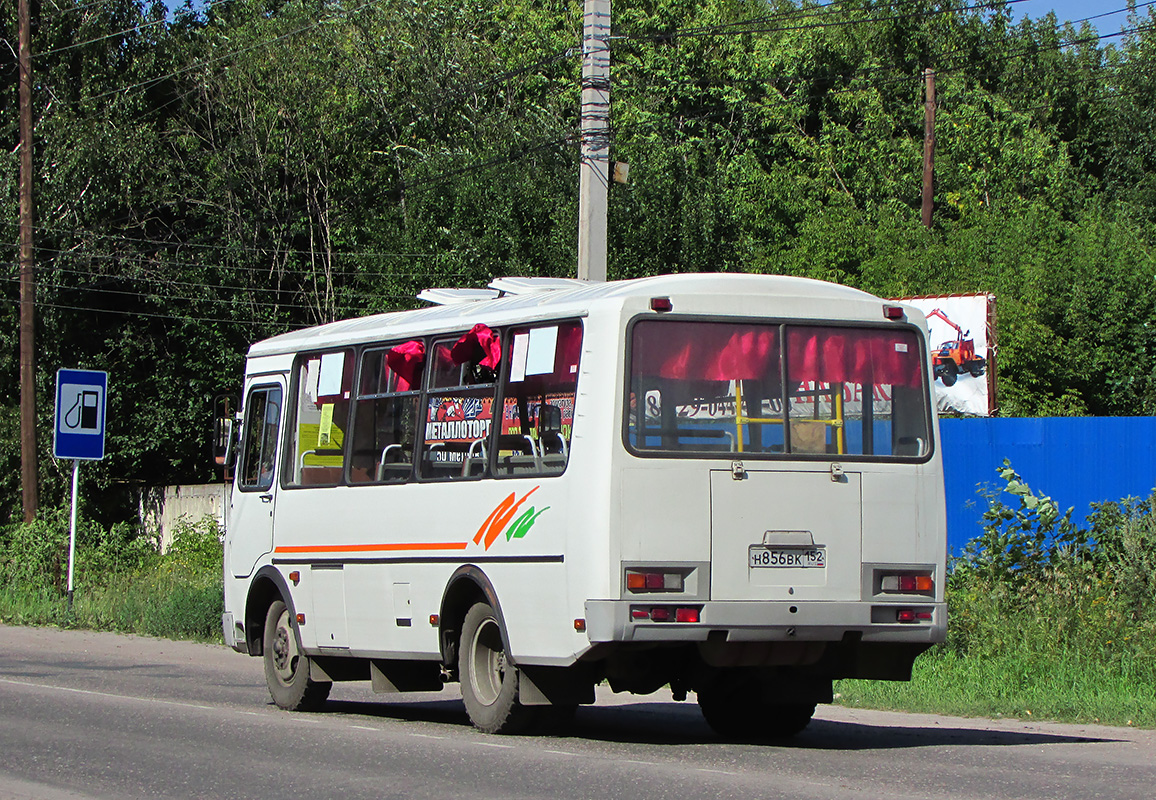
733 381 845 454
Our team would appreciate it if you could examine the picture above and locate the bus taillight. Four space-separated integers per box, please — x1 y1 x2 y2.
625 569 684 592
896 609 933 623
880 574 934 594
630 606 701 623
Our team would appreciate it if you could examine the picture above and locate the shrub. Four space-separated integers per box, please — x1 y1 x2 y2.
0 508 223 641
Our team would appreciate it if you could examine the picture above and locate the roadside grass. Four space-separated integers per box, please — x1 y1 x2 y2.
0 511 223 642
836 648 1156 729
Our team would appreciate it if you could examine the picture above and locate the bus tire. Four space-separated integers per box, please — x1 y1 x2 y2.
698 686 815 740
263 599 331 711
459 602 536 734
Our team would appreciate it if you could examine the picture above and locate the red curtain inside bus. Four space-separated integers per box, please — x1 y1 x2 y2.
633 322 922 387
554 322 583 382
385 340 425 392
451 323 501 369
786 327 922 387
632 322 779 381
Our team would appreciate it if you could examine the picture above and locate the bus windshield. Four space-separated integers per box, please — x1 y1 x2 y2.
627 319 931 459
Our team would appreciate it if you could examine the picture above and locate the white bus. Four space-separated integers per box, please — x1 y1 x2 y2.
220 273 946 738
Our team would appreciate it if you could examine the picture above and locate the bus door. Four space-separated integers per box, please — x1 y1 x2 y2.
228 379 286 578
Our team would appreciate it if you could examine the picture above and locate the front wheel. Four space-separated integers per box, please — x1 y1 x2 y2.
263 599 331 711
459 602 537 734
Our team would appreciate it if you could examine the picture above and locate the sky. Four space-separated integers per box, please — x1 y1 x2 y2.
1013 0 1150 37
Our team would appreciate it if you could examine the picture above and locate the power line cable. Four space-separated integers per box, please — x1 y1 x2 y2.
0 221 440 262
0 272 409 314
614 0 1031 43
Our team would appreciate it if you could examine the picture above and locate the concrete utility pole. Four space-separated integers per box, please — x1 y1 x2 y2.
921 68 936 229
577 0 611 282
18 0 38 521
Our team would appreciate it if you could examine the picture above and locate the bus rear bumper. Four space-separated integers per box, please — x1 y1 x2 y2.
584 599 946 645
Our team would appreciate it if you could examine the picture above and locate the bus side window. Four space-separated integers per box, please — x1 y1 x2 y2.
285 350 354 487
348 341 424 484
498 321 582 476
420 326 500 480
238 385 282 492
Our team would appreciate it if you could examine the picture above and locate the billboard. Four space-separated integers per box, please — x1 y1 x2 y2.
895 294 996 416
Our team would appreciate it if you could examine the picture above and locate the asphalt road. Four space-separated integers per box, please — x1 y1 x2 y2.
1 624 1152 800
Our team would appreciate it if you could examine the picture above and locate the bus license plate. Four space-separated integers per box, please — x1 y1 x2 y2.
748 546 826 569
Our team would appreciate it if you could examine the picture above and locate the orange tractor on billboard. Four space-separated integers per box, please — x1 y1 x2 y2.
926 308 986 386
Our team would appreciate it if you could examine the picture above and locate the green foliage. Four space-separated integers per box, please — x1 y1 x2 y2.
955 459 1075 587
164 514 225 573
0 510 223 641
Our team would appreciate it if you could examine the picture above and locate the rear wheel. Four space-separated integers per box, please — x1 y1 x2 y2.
263 599 331 711
698 686 815 740
459 602 537 734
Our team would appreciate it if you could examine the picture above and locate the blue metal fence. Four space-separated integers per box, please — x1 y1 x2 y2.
940 417 1156 553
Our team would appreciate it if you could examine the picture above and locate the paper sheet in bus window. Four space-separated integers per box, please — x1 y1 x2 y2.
318 403 334 446
526 326 559 376
510 333 530 383
318 352 345 396
305 358 320 403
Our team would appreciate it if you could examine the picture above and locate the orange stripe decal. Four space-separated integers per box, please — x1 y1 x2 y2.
275 541 468 554
473 491 517 547
479 486 539 551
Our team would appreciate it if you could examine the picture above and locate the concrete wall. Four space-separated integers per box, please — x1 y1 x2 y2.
142 483 228 553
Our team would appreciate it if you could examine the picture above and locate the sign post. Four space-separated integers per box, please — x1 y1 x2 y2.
54 369 108 609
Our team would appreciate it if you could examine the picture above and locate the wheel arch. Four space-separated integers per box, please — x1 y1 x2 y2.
245 566 297 657
438 565 512 670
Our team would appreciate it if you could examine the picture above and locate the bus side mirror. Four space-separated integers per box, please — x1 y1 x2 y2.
213 417 236 467
212 395 238 470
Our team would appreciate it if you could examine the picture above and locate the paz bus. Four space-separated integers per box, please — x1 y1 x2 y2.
219 273 946 737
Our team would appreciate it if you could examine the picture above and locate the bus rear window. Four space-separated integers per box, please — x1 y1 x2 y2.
627 320 930 459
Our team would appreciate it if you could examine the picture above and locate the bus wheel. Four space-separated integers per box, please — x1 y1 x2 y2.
698 687 815 740
459 602 536 734
263 599 331 711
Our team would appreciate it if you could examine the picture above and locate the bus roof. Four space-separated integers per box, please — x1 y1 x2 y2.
247 273 884 358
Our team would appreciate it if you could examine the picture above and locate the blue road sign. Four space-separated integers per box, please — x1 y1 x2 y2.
54 369 108 460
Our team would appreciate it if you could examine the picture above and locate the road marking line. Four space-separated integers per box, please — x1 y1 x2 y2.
0 677 214 711
410 734 448 740
544 749 577 756
350 725 378 731
696 768 738 776
474 741 514 749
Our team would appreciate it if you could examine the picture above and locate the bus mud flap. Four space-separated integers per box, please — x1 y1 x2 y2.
518 665 596 706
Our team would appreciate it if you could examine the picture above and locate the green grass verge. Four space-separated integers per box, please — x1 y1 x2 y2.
836 647 1156 728
0 571 224 642
0 513 224 642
